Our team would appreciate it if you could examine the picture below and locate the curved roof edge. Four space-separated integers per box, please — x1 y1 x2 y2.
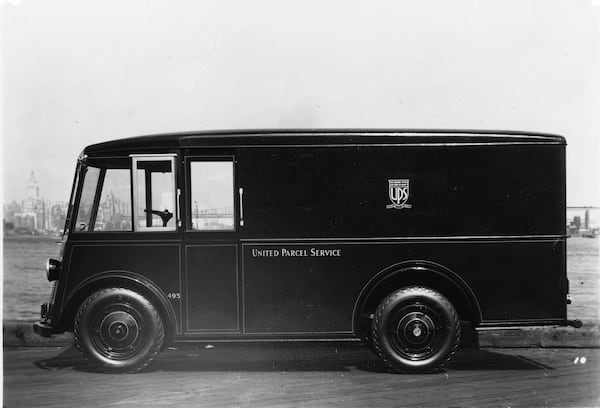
84 128 566 154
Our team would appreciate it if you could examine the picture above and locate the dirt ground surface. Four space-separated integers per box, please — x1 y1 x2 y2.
3 343 599 407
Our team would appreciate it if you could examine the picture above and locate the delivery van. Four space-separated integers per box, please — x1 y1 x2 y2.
34 129 581 373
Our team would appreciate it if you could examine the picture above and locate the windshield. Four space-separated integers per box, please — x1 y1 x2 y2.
69 156 134 233
65 155 176 234
74 166 101 232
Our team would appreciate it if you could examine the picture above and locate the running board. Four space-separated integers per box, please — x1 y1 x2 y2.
476 319 583 330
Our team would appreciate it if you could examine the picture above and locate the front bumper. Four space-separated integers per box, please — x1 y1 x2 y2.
33 321 53 337
33 302 54 337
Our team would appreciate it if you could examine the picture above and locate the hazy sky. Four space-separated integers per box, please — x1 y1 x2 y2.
2 0 600 205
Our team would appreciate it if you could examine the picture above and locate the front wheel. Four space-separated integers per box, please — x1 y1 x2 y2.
371 286 460 372
74 288 165 373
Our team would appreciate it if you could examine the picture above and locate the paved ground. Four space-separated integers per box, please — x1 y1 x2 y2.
3 343 599 407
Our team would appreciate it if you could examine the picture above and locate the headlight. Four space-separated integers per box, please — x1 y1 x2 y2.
46 258 61 282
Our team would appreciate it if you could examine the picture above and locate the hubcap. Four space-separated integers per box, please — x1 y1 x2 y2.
92 304 143 360
108 319 130 341
398 312 435 347
388 303 443 360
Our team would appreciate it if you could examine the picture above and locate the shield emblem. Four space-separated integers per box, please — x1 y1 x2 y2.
386 179 412 209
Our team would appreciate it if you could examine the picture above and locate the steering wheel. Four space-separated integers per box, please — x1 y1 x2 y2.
144 209 173 227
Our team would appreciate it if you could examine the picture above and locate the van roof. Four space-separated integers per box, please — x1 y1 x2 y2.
84 129 566 155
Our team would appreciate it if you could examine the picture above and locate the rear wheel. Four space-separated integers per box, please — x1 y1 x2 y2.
371 286 460 372
74 288 165 373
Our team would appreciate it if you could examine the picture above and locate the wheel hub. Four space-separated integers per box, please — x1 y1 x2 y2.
108 321 130 341
398 313 435 346
388 305 443 360
97 310 140 352
411 323 423 338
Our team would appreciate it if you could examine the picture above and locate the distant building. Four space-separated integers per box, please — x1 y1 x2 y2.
567 207 599 237
48 201 68 232
12 171 46 233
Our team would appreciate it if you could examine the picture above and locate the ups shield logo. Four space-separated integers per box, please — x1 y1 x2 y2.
386 179 412 210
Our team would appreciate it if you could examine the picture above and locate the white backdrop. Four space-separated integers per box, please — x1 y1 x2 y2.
2 0 599 205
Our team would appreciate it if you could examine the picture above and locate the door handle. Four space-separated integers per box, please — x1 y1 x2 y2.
239 187 244 227
176 188 182 227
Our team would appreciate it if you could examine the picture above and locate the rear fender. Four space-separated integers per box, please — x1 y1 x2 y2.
353 260 482 337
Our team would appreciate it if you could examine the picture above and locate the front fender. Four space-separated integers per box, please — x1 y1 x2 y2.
59 270 178 343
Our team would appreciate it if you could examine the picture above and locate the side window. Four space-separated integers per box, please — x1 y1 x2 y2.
94 169 132 231
190 160 235 231
75 166 100 231
132 156 177 231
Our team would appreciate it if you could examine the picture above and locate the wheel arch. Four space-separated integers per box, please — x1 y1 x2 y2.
353 260 482 338
59 270 178 346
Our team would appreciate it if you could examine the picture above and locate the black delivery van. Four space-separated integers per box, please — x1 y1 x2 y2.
34 129 581 373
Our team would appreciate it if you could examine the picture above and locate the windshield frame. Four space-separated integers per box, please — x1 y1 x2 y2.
63 156 85 237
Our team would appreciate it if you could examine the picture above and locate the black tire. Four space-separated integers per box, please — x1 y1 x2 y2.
74 288 165 373
371 286 460 372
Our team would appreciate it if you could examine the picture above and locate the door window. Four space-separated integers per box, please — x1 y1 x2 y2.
189 160 235 231
94 169 132 231
132 155 177 231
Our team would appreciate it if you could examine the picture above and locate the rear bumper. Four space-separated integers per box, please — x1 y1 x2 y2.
567 319 584 328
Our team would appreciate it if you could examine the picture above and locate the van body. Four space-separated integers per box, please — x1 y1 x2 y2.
34 129 579 372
